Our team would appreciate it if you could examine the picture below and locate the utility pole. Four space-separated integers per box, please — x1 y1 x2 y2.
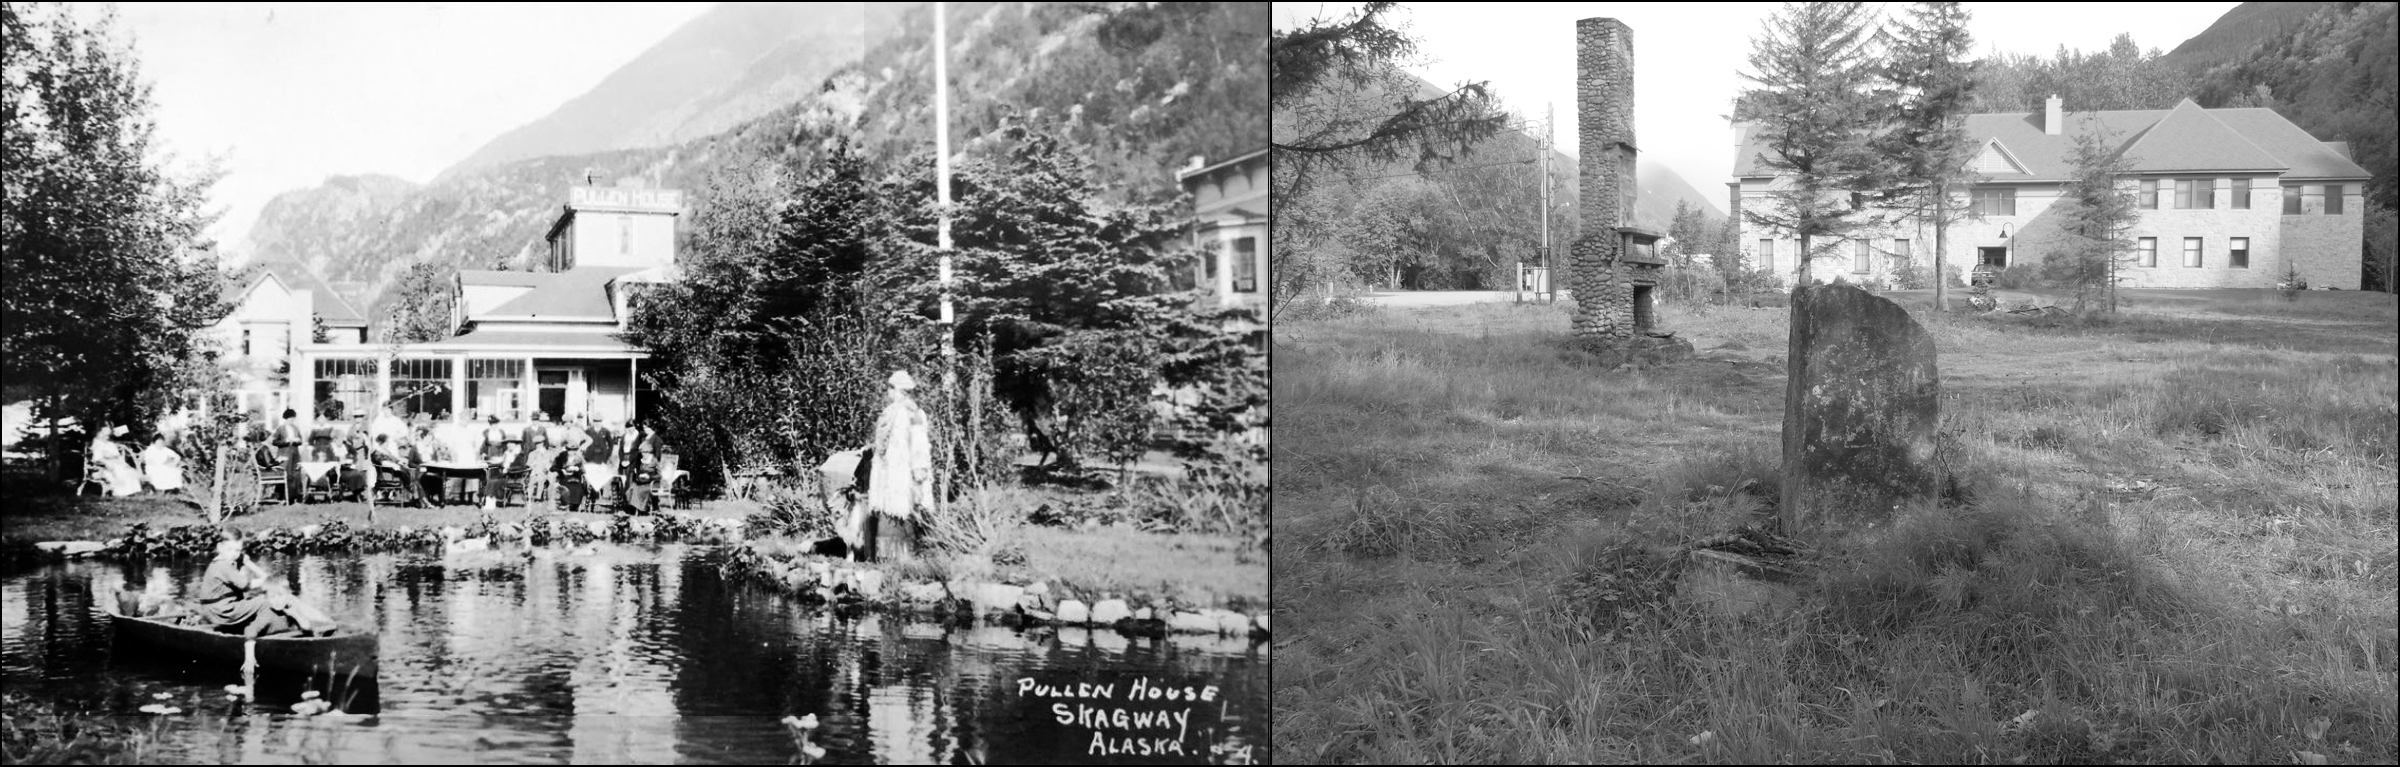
1541 101 1554 304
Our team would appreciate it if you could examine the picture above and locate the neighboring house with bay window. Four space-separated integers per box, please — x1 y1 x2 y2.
1178 149 1267 315
1731 96 2369 290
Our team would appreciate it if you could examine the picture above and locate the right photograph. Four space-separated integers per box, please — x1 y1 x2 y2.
1271 2 2397 764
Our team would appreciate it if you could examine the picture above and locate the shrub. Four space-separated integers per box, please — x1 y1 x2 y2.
1992 262 2046 289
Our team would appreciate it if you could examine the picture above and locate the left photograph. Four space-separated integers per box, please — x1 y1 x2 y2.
2 3 1268 764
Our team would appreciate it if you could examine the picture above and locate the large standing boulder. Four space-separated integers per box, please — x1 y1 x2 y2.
1781 285 1939 533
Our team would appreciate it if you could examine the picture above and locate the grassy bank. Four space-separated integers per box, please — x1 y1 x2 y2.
1274 290 2397 763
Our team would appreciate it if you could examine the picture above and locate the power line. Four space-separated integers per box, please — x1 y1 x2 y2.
1338 156 1540 183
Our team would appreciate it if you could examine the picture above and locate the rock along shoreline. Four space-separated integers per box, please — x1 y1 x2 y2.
20 511 1271 645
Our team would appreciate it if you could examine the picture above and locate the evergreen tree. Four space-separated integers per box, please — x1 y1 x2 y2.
380 261 457 344
3 3 232 442
1736 1 1884 287
1270 1 1508 308
2041 115 2140 313
1872 1 1981 311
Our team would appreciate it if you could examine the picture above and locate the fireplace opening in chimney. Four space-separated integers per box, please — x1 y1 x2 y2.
1632 284 1655 332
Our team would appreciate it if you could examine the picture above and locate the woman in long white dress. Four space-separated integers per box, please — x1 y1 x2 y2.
141 433 185 493
90 424 144 497
863 371 934 560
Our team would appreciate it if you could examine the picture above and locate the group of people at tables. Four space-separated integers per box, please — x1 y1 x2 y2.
82 413 199 498
253 405 674 511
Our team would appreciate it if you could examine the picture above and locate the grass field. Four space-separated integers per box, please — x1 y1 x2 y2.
1273 289 2397 763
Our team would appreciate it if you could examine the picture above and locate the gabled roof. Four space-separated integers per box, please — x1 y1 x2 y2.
457 269 558 288
474 267 645 321
238 259 369 326
1178 149 1268 185
1732 99 2370 182
2116 99 2285 173
2207 109 2374 180
1972 139 2031 175
418 328 641 354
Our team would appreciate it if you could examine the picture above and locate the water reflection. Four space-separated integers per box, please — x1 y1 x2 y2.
2 546 1269 764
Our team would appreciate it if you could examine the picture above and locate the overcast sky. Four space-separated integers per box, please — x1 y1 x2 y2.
1273 2 2241 209
95 3 714 258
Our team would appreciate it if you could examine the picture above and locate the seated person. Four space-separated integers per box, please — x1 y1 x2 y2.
89 424 144 497
141 432 185 494
370 433 421 507
337 429 373 500
194 533 336 638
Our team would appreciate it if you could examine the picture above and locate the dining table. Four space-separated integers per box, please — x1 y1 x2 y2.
297 461 342 501
419 461 497 506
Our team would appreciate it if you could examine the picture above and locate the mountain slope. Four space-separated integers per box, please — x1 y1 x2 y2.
438 3 889 180
248 2 1265 329
2161 1 2330 73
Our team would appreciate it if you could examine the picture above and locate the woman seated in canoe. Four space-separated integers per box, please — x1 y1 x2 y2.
195 532 338 638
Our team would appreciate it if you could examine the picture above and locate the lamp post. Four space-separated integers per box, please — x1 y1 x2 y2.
1999 223 2013 269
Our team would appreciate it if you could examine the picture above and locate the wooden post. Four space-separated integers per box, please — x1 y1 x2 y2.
449 356 467 423
210 444 227 524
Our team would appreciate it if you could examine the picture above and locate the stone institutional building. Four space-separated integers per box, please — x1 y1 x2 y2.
1732 97 2372 290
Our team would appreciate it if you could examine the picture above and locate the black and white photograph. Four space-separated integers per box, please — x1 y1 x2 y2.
1271 1 2393 763
3 2 1268 763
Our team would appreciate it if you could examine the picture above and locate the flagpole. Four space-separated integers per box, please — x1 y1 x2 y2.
934 1 956 516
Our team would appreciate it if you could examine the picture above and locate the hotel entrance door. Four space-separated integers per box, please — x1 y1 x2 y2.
536 369 579 421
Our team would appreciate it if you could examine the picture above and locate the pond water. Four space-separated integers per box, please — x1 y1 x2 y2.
1 546 1269 764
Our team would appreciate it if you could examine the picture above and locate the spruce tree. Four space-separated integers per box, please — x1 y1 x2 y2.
1872 1 1982 311
1736 1 1884 287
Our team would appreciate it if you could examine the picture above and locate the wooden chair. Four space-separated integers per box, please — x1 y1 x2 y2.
494 462 532 507
74 457 108 497
252 447 289 505
369 463 410 506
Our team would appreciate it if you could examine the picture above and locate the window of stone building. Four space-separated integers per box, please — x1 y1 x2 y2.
2230 237 2249 268
2283 185 2303 214
1853 239 1871 274
2232 178 2251 209
2183 237 2203 268
242 329 253 356
2326 184 2344 215
2140 179 2158 209
1971 187 2015 216
2138 237 2157 267
1758 238 1774 272
2177 179 2215 209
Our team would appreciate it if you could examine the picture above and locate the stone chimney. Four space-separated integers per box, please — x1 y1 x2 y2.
1570 17 1665 345
2045 94 2062 135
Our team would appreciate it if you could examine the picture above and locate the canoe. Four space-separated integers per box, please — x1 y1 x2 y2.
101 602 378 678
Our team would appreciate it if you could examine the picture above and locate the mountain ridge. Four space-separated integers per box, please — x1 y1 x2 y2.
245 2 1265 329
